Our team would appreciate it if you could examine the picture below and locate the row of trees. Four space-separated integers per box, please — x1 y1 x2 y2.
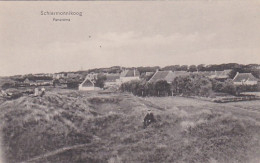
74 63 260 78
120 74 214 97
120 74 260 97
162 63 260 78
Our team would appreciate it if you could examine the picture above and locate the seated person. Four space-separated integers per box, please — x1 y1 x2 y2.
143 109 156 128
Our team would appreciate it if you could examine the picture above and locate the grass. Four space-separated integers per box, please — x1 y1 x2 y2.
0 89 260 163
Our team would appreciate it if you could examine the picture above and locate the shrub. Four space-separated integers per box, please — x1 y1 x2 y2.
172 74 212 97
120 80 171 97
95 74 107 88
222 79 236 95
154 80 171 96
1 82 15 90
236 84 260 93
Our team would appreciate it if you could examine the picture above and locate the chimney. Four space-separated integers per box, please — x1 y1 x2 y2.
134 69 136 76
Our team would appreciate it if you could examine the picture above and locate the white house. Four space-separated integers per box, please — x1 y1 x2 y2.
78 73 101 91
119 69 140 83
233 72 258 85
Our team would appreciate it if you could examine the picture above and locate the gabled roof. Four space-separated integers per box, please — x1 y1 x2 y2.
80 78 94 87
173 71 190 76
202 71 215 76
120 69 140 77
149 71 172 83
148 71 189 83
233 73 258 82
23 78 31 82
80 76 95 87
82 79 94 87
215 69 232 78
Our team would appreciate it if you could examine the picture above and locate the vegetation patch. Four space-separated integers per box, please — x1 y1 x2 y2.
88 96 122 104
0 90 259 163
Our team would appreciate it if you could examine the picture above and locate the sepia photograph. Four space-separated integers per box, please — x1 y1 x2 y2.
0 1 260 163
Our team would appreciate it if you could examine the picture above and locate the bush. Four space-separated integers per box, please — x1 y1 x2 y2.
120 80 171 97
1 82 15 90
67 82 80 89
120 80 146 96
222 79 236 95
95 74 107 88
236 84 260 93
211 79 259 95
120 74 256 97
154 80 171 96
172 74 212 97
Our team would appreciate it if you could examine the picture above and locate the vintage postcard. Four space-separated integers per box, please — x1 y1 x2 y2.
0 1 260 163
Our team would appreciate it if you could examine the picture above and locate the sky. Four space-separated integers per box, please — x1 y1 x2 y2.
0 1 260 76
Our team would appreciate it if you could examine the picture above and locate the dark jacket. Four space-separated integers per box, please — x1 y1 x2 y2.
143 113 156 128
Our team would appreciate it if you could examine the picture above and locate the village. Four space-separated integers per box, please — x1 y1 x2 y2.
1 64 260 103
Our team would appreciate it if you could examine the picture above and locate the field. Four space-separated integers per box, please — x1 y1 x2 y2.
0 89 260 163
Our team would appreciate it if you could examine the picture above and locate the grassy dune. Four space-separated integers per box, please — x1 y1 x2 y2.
0 89 260 163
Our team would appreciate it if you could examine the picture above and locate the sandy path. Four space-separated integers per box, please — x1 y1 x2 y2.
21 143 91 163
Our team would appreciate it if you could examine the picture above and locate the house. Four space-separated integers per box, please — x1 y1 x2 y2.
199 71 215 77
23 78 31 84
119 69 140 83
14 78 30 87
148 71 174 83
26 80 53 86
233 72 259 85
145 72 155 76
67 72 81 79
53 73 65 79
104 74 120 88
148 70 189 83
78 73 101 91
17 77 52 87
208 70 232 81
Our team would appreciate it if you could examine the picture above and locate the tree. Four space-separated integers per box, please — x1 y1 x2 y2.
95 74 107 88
155 80 170 96
162 65 180 71
145 82 156 96
172 74 212 97
188 65 197 72
211 79 237 95
137 66 160 74
211 79 224 92
172 76 193 95
1 82 15 90
53 79 60 87
222 79 236 95
197 64 205 71
192 76 212 96
120 80 145 96
180 65 188 71
67 81 80 89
